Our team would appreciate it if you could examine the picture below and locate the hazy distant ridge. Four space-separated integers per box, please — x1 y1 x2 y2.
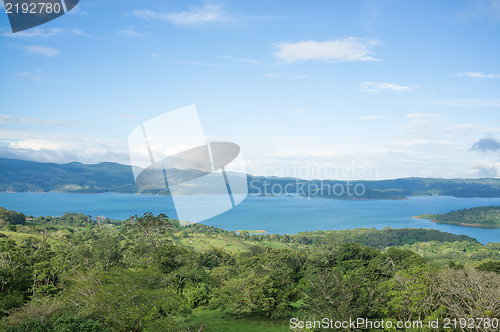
2 158 500 199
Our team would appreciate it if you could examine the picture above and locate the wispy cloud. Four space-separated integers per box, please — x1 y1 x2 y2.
217 55 259 64
71 29 95 38
407 113 440 120
149 53 235 67
0 137 130 165
273 37 381 63
361 82 413 93
413 98 500 108
3 28 62 38
472 160 500 177
117 28 146 37
403 113 442 132
66 6 86 15
286 109 308 114
0 114 79 127
129 4 229 25
455 72 500 79
360 115 384 120
3 28 92 38
18 45 60 57
16 71 43 81
266 73 309 79
447 124 500 136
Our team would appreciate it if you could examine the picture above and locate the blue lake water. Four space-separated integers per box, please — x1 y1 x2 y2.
1 192 500 244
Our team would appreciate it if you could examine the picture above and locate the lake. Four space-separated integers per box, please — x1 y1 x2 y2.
1 192 500 244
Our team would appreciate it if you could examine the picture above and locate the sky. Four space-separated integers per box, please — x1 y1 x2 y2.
1 0 500 180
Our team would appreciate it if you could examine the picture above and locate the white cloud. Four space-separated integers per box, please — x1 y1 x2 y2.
117 28 146 37
0 127 130 165
2 138 130 165
406 113 440 120
455 72 500 79
235 57 259 64
16 71 43 81
129 4 228 25
447 124 500 135
3 28 62 38
0 114 79 127
10 139 63 151
66 6 86 15
19 45 60 57
471 160 500 178
71 29 95 38
415 97 500 108
361 82 413 93
403 113 443 132
3 28 91 38
286 109 308 114
217 56 260 64
273 37 381 63
360 115 384 120
266 73 309 79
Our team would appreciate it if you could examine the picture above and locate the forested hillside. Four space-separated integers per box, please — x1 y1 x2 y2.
420 206 500 228
1 207 499 331
0 158 137 193
4 158 500 199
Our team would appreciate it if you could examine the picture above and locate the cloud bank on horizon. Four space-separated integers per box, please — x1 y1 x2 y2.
1 0 500 180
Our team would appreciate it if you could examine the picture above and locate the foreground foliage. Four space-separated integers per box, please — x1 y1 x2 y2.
0 208 499 331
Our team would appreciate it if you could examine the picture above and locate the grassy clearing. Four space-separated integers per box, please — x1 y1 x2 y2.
236 230 268 234
185 310 290 332
173 233 299 253
175 234 259 252
0 230 40 243
261 241 292 250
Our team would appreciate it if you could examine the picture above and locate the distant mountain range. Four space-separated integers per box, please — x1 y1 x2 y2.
0 158 137 193
2 157 500 199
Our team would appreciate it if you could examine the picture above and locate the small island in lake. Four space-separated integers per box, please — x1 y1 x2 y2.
417 206 500 228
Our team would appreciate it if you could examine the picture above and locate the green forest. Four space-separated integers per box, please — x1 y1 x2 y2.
1 207 499 331
419 206 500 228
4 158 500 200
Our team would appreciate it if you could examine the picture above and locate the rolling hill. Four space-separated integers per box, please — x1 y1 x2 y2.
3 157 500 199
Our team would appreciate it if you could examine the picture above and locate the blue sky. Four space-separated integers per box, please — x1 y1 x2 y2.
1 0 500 179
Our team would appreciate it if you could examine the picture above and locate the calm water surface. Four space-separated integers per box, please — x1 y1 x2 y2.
1 193 500 244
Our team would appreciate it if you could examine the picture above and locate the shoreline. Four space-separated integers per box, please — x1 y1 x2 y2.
4 191 500 202
1 190 409 200
414 215 500 229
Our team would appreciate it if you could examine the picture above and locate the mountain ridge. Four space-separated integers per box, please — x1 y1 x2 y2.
2 157 500 199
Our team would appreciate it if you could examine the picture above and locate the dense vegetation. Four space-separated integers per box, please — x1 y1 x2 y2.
420 206 500 228
0 158 137 193
4 158 500 199
1 207 499 331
